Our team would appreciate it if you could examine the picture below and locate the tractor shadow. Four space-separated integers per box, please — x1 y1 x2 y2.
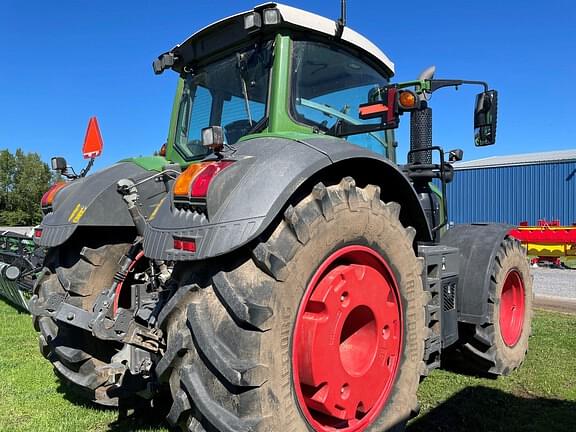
408 385 576 432
55 379 170 431
52 365 576 432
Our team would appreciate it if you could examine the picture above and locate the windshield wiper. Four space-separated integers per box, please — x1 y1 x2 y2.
236 53 254 126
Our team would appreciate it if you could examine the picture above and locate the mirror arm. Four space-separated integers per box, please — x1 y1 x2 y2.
428 79 489 93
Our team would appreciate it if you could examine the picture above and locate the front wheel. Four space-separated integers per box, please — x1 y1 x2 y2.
158 178 427 431
458 237 533 375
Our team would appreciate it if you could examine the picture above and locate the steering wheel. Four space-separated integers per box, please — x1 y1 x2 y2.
224 119 254 144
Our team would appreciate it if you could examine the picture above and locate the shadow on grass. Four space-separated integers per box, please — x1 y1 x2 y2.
55 378 171 432
409 386 576 432
48 348 575 432
438 348 499 380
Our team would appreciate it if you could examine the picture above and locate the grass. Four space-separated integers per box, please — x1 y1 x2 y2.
0 300 575 432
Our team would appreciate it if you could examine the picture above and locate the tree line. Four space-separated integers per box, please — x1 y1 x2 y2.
0 149 53 226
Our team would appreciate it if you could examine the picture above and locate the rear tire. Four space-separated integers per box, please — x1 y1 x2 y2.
458 237 533 375
158 178 426 432
31 242 131 406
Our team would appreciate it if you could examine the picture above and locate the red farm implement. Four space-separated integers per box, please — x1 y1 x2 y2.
509 220 576 267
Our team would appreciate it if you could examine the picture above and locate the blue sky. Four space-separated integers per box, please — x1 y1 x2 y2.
1 0 574 170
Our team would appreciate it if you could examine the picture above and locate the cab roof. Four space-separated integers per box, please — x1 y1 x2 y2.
154 3 395 76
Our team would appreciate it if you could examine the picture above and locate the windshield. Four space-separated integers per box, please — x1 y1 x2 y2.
292 40 392 156
174 41 273 161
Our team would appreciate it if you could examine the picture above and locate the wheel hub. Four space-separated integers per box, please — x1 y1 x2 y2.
499 269 525 347
293 246 402 431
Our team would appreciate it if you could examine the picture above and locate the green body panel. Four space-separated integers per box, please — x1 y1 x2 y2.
121 156 170 172
165 78 186 165
265 35 315 136
429 182 447 234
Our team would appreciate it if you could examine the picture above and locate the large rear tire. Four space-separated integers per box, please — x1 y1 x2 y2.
157 178 427 432
458 237 533 375
31 241 131 406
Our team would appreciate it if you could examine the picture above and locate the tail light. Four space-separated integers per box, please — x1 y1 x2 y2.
173 161 234 207
41 182 68 211
173 237 196 252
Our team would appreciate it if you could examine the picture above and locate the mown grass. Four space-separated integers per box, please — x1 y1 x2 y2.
0 301 167 432
0 300 574 431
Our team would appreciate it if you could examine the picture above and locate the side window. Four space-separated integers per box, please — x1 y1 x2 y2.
221 96 266 144
186 86 212 156
292 41 390 155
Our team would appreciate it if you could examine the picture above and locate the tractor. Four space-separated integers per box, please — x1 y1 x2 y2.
30 3 532 431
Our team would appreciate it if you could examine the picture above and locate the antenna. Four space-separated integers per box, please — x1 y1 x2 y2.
340 0 347 27
336 0 346 37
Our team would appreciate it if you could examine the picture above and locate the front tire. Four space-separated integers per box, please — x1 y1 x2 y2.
158 178 426 431
458 237 533 375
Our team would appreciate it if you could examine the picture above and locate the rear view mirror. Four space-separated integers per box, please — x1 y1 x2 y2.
474 90 498 146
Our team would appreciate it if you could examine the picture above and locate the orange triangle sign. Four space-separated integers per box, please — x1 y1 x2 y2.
82 117 104 159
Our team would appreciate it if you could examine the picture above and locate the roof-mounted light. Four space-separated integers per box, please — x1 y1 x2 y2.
244 12 262 31
263 8 282 25
153 52 176 75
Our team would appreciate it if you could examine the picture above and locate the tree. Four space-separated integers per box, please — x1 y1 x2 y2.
0 148 53 226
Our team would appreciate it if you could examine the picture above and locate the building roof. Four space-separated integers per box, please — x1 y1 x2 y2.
453 150 576 170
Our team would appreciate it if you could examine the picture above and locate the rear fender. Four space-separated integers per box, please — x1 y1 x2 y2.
143 136 431 261
37 162 168 247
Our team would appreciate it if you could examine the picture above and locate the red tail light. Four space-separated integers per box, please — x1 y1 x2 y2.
174 237 196 252
173 160 234 204
190 161 234 198
41 182 67 209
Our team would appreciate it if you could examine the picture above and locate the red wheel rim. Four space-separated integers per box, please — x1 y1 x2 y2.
292 245 403 431
499 269 525 347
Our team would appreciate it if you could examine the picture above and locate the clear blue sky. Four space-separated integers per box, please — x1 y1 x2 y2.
1 0 574 170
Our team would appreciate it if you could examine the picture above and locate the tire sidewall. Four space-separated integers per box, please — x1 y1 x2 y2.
492 245 533 366
261 200 424 431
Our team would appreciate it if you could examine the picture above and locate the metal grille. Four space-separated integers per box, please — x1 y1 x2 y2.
442 281 456 311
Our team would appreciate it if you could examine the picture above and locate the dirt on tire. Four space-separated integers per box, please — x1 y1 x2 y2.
30 242 131 407
157 177 427 432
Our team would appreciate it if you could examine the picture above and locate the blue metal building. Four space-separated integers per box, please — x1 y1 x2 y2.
446 150 576 225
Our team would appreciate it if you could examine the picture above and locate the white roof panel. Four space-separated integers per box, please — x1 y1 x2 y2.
273 3 395 74
174 3 395 75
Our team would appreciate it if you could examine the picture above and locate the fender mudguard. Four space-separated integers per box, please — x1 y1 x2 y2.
36 162 168 247
144 136 432 261
440 223 513 324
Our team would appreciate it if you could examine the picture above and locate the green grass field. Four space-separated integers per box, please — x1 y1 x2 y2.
1 300 575 432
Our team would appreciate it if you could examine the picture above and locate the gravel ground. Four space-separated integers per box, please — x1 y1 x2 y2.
532 267 576 299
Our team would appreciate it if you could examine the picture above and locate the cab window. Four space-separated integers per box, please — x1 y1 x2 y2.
291 40 391 155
